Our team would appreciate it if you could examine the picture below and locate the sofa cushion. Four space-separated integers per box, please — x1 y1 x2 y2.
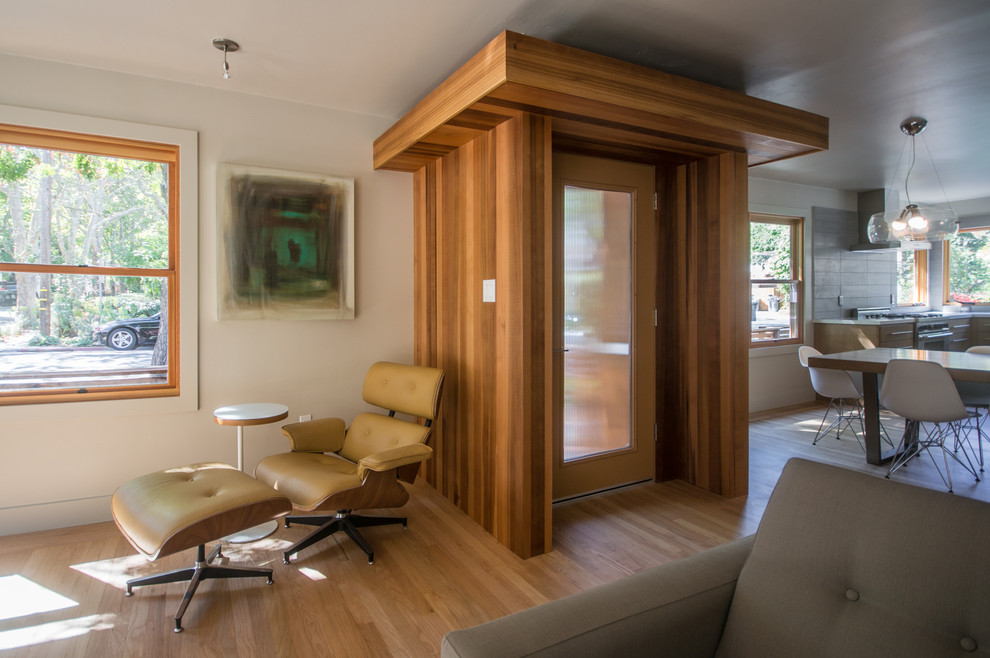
715 458 990 657
441 536 754 658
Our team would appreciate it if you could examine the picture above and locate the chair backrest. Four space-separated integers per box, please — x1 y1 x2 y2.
807 366 862 400
879 359 969 423
797 345 821 367
362 361 445 420
797 345 860 399
967 345 990 355
338 362 445 464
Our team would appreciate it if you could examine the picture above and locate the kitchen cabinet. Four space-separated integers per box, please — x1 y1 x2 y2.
814 321 913 354
974 317 990 346
947 317 971 351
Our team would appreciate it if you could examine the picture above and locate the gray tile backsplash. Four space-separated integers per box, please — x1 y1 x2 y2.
812 206 898 319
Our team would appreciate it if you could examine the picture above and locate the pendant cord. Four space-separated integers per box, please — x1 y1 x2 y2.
919 133 955 212
903 135 916 206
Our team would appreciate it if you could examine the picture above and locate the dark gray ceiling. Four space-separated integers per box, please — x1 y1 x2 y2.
2 0 988 203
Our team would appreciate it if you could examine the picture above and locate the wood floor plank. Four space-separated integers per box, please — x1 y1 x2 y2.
1 403 986 656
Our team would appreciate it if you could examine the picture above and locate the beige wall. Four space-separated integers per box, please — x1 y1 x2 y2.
747 177 856 413
0 55 414 535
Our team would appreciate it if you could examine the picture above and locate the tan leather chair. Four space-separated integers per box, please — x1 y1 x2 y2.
255 362 444 565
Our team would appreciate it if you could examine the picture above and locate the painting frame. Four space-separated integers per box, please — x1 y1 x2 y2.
217 163 355 320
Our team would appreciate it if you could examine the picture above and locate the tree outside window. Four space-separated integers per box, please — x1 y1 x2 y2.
750 214 802 346
946 228 990 304
0 125 178 404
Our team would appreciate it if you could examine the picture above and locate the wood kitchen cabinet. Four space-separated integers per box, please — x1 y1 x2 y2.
814 321 913 354
974 317 990 347
947 317 972 351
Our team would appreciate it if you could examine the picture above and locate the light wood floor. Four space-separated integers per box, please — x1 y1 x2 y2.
1 404 987 657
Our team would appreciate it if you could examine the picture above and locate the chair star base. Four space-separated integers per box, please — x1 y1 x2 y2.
125 543 275 633
283 510 407 565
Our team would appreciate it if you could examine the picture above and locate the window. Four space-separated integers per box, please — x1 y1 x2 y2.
750 213 803 346
0 123 180 404
896 249 928 306
944 228 990 304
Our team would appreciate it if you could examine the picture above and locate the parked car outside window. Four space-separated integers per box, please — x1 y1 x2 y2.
93 313 161 350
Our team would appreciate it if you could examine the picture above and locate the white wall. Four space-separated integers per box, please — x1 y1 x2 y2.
748 176 857 412
0 55 415 535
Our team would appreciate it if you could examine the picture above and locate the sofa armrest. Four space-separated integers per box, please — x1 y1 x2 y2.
281 418 346 453
441 535 755 658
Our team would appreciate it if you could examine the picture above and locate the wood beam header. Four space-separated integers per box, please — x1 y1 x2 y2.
374 31 828 172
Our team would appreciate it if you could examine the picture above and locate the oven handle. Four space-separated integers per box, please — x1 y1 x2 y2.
918 330 953 339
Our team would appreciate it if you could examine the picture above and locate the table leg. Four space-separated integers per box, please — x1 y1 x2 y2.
863 373 882 465
236 425 244 472
224 424 277 543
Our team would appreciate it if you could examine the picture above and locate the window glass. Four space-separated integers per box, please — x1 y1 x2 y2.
750 216 802 346
0 130 177 403
947 229 990 304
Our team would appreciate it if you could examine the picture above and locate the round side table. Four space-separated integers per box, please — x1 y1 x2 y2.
213 402 289 543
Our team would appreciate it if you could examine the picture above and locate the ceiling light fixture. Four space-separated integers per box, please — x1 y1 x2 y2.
868 117 958 245
212 38 239 80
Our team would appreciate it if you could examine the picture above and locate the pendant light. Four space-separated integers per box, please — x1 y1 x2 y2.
212 38 239 80
867 117 958 245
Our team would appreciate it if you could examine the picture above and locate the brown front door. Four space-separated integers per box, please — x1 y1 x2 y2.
552 152 657 500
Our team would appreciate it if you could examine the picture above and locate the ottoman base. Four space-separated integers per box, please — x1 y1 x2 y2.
125 542 274 633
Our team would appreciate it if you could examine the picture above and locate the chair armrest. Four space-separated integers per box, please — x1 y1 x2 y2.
357 444 433 479
281 418 346 453
441 535 755 658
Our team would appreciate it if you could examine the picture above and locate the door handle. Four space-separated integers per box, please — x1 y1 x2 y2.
553 348 570 353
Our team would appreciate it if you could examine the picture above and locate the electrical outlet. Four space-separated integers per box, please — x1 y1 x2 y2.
299 414 312 422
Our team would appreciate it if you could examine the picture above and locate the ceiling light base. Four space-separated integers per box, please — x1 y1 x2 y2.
900 117 927 137
212 38 239 53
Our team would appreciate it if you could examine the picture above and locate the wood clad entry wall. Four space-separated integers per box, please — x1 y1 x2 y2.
382 31 826 557
414 114 552 557
656 153 750 495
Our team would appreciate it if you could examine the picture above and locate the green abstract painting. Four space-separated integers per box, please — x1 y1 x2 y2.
218 164 354 320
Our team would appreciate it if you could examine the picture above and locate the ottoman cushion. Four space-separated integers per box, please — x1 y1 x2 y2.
112 462 291 560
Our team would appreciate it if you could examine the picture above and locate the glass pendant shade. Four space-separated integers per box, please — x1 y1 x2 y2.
868 117 959 246
868 203 958 244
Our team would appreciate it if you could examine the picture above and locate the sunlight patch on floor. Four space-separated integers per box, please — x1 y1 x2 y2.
297 566 327 581
70 553 148 590
0 575 78 622
0 613 114 651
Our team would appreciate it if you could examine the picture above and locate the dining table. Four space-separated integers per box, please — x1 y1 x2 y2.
806 347 990 465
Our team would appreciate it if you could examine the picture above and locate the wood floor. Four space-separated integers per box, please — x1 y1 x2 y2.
1 404 987 657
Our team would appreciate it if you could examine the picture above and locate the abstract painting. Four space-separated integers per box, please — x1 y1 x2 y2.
217 164 354 320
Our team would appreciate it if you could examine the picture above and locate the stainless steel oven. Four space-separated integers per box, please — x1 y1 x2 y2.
915 317 952 351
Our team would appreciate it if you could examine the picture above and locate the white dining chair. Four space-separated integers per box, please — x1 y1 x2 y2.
879 359 981 492
955 345 990 471
797 346 865 450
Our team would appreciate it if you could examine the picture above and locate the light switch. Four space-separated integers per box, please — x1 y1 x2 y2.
483 279 496 303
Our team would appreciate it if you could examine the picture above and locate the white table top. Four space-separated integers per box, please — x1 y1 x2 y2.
213 402 289 426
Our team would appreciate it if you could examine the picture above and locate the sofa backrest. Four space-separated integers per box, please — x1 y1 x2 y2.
715 458 990 657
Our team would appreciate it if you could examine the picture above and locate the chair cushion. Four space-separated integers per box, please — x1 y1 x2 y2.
111 462 291 560
338 412 431 464
714 458 990 657
255 452 362 510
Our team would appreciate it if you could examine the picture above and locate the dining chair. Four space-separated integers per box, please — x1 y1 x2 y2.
879 359 981 492
797 346 865 450
955 345 990 471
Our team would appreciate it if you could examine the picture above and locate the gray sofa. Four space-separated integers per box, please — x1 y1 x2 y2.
441 458 990 657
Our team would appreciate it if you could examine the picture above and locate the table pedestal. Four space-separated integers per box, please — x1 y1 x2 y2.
213 403 289 544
